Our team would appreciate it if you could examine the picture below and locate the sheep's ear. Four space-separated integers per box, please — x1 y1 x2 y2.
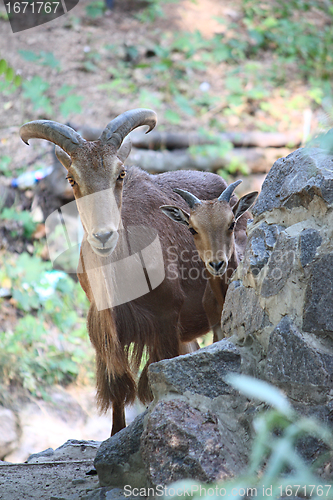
232 192 258 221
117 138 132 163
160 205 190 226
55 146 71 169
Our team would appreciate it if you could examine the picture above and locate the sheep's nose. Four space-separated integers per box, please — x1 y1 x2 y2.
94 231 113 245
208 261 225 273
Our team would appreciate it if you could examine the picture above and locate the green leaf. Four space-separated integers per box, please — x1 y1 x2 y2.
85 1 105 18
13 74 22 86
164 109 181 124
138 88 161 108
263 16 279 29
0 156 11 177
56 85 74 97
174 93 195 116
39 51 61 70
5 67 14 82
82 61 98 73
12 289 32 312
0 59 8 74
22 76 52 114
0 208 37 239
22 76 50 100
18 50 41 63
18 50 60 70
59 95 83 118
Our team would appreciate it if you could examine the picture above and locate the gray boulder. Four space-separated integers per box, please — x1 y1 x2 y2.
148 340 241 400
94 411 148 488
141 400 244 487
222 147 333 409
95 340 253 488
0 407 20 460
27 439 101 464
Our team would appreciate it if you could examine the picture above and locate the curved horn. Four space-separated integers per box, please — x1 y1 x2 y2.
218 180 242 202
99 108 157 149
173 188 202 209
20 120 84 155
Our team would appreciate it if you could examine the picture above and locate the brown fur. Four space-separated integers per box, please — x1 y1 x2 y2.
77 166 228 434
161 187 257 342
20 114 227 435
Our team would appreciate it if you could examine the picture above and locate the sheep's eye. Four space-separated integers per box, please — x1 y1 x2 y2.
189 227 198 235
229 221 236 231
117 170 126 180
66 176 76 187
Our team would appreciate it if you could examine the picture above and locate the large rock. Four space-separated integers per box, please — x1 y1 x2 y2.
148 340 241 400
266 317 333 403
222 147 333 408
252 148 333 215
94 411 147 488
141 400 245 487
95 341 253 489
27 439 101 464
0 408 20 459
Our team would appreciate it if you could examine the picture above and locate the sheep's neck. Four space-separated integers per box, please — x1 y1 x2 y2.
207 250 239 307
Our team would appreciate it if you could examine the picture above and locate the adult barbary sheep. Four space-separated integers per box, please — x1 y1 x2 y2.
161 181 257 340
20 108 229 435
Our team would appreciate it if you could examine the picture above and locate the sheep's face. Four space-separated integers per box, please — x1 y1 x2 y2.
160 189 258 277
63 143 126 257
65 142 127 257
19 109 156 259
187 201 236 277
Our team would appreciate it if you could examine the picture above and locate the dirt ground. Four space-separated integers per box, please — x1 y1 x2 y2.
0 385 141 500
0 0 313 168
0 459 100 500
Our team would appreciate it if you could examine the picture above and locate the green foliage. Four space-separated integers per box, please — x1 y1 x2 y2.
85 0 105 19
57 86 83 118
125 0 333 127
135 0 179 23
22 76 52 114
0 207 37 239
188 130 248 176
18 50 61 70
242 0 333 80
164 109 181 125
190 139 231 161
171 375 333 499
0 58 21 86
0 156 11 177
21 73 82 118
17 50 82 118
81 49 102 73
0 252 92 395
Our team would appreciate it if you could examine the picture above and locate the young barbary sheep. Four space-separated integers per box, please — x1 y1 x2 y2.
160 181 258 341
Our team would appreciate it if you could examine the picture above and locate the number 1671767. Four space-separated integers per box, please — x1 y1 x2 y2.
5 2 60 14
